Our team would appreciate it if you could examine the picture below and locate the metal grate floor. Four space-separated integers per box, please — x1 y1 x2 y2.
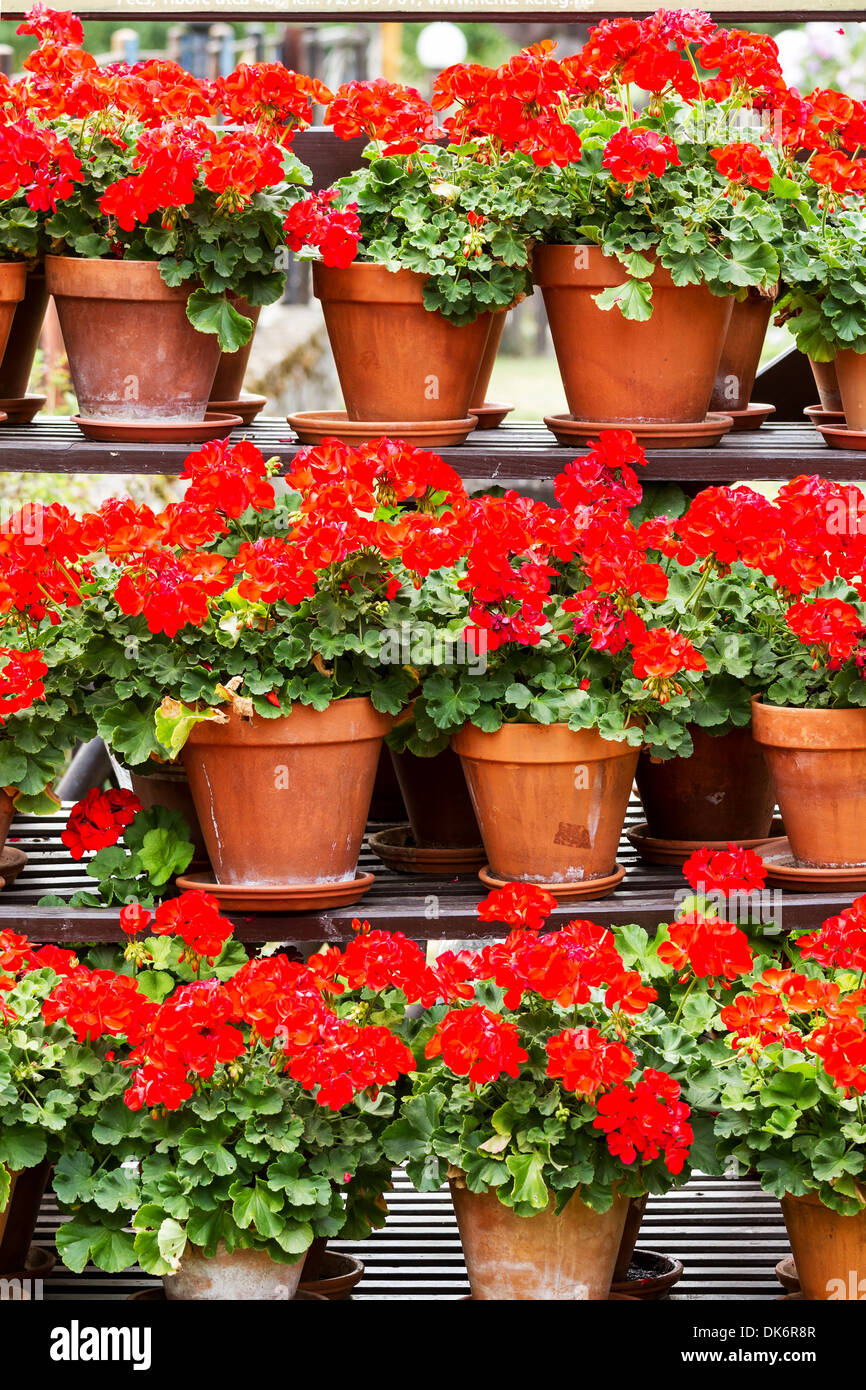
35 1173 791 1301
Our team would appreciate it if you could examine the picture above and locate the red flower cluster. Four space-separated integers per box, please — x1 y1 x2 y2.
602 126 680 194
43 965 154 1043
285 1018 415 1110
148 890 234 965
0 647 47 723
658 911 753 985
60 786 141 861
326 79 444 156
425 1003 529 1085
711 142 774 194
476 882 559 931
798 896 866 973
593 1070 693 1174
0 117 81 210
283 190 361 269
682 844 767 896
213 64 332 138
546 1026 635 1096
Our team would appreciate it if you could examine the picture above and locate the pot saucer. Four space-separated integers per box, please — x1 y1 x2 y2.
804 404 845 428
751 836 866 892
543 413 734 449
468 401 513 430
463 1293 637 1300
718 401 775 432
369 824 486 876
209 393 267 426
174 869 375 912
775 1256 800 1294
817 422 866 450
478 862 626 901
0 395 45 425
1 1244 56 1281
71 411 243 444
777 1292 804 1300
287 410 477 449
626 820 784 867
610 1250 684 1300
0 845 27 888
299 1251 364 1300
127 1287 327 1301
0 411 6 425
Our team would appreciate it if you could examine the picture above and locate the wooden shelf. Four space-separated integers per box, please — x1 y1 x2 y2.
2 802 851 943
0 417 862 482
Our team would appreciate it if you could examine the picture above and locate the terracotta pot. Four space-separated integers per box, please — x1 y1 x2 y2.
0 263 27 368
451 1180 628 1300
130 763 207 860
751 697 866 867
0 1162 51 1275
452 722 639 883
208 296 261 402
833 348 866 430
636 724 775 842
369 745 407 822
809 356 843 413
182 697 392 886
710 287 776 412
313 262 491 421
389 746 481 849
0 267 47 397
532 244 732 424
45 256 221 422
612 1193 649 1283
470 308 507 408
0 787 14 852
164 1241 303 1300
781 1193 866 1300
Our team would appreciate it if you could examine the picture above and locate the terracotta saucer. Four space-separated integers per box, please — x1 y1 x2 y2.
209 393 267 426
543 413 734 449
777 1291 804 1301
71 411 243 443
0 845 27 888
0 411 6 425
299 1251 364 1300
2 1244 56 1281
719 401 775 432
817 422 866 450
804 404 845 428
369 824 486 876
128 1287 326 1301
174 869 375 912
626 820 785 867
776 1256 800 1294
468 401 514 430
610 1250 684 1300
751 836 866 892
287 410 477 449
463 1293 637 1300
478 862 626 901
0 395 45 425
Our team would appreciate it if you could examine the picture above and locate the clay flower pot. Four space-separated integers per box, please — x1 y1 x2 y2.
710 287 776 412
0 263 27 366
469 308 507 409
45 256 221 422
833 348 866 430
532 244 732 423
781 1193 866 1300
612 1193 649 1283
0 266 47 397
389 746 480 849
0 787 14 854
809 356 843 413
313 262 491 421
0 1162 51 1275
130 763 207 861
451 1180 629 1300
636 724 775 843
182 697 392 886
208 296 261 402
164 1241 304 1300
452 722 638 883
751 697 866 867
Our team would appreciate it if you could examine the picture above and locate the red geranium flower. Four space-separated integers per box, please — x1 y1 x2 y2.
60 787 142 861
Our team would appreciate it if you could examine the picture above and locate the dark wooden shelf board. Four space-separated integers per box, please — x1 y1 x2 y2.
0 418 861 482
